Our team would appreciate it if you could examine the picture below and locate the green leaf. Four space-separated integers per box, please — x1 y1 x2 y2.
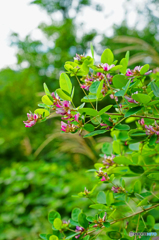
113 140 121 154
123 79 131 95
151 82 159 98
147 215 155 227
84 130 106 138
147 173 159 180
91 115 101 125
71 86 75 99
149 135 157 146
97 191 106 204
106 191 114 206
113 75 128 89
65 233 80 239
89 81 100 94
78 108 98 116
78 213 89 229
114 90 125 97
102 142 113 155
138 198 148 206
89 204 109 210
128 165 144 174
98 105 112 115
125 51 129 63
140 64 149 75
60 73 72 94
49 236 59 240
113 156 133 165
132 93 151 104
101 48 114 65
90 42 94 59
154 223 159 230
107 231 122 239
34 109 50 117
56 89 72 101
40 234 47 240
83 235 90 240
83 124 95 132
71 208 81 222
115 124 130 131
53 218 62 230
48 211 61 224
42 95 53 105
43 83 51 96
129 130 147 138
129 143 140 151
97 80 104 99
134 180 141 193
110 65 122 71
103 222 111 228
124 106 143 118
112 201 126 206
120 58 127 74
81 95 99 102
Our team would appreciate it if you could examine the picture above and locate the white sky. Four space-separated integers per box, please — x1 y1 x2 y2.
0 0 147 70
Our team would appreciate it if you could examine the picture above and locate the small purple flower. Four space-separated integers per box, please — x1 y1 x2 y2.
76 226 84 231
74 53 84 61
102 154 115 168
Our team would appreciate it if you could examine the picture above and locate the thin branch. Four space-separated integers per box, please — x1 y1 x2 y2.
110 203 159 225
106 112 159 120
75 74 95 109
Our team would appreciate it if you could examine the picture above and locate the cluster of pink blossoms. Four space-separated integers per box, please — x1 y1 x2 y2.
111 186 125 193
51 92 81 133
139 118 159 136
97 167 110 182
80 72 112 91
24 92 81 132
126 66 152 77
23 111 40 127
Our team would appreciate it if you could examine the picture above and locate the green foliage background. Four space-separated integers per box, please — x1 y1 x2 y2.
0 0 159 239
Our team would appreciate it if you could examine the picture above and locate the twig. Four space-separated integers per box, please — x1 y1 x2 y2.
75 74 95 110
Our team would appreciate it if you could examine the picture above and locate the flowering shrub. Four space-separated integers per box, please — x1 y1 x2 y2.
24 47 159 239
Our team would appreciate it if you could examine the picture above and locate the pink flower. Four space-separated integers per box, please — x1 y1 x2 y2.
61 121 68 132
140 118 145 125
111 186 120 193
110 94 118 101
126 69 133 76
101 176 106 181
75 113 80 122
62 101 70 108
102 63 115 71
81 84 90 91
23 112 39 128
125 96 138 104
126 66 152 77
